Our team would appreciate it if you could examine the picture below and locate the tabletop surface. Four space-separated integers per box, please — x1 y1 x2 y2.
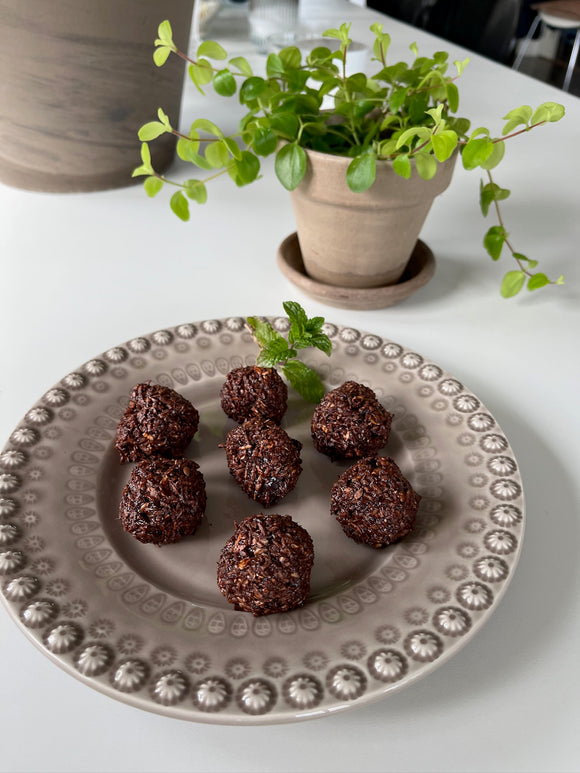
1 1 579 771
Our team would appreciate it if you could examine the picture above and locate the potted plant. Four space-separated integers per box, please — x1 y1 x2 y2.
132 20 565 299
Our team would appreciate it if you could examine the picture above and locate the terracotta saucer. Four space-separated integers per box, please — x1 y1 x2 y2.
276 232 435 310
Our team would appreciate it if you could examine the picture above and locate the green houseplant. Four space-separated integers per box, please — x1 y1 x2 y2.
133 20 565 298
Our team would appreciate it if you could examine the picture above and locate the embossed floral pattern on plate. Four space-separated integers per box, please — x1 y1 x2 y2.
0 319 524 724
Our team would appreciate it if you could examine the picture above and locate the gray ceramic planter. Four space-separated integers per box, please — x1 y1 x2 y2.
289 148 457 289
0 0 194 192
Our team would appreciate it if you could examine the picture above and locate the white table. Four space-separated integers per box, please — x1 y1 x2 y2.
1 2 579 771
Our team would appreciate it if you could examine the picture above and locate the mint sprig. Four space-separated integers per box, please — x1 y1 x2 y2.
247 302 331 403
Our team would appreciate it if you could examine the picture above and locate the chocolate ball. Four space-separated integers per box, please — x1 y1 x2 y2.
311 380 392 460
223 417 302 507
115 381 199 463
220 366 287 424
217 513 314 616
331 456 420 548
119 457 206 545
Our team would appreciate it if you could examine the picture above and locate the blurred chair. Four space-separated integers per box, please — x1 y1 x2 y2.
513 1 580 91
422 0 521 63
365 0 429 26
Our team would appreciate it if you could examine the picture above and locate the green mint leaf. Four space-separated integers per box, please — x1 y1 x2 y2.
281 360 325 403
306 333 332 356
283 300 308 328
304 316 325 333
247 317 284 349
257 341 297 367
500 270 526 298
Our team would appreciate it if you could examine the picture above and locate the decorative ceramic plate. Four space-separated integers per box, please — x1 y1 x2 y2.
0 318 524 724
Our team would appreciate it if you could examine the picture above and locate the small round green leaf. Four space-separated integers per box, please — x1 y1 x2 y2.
229 56 253 77
527 272 550 291
393 154 411 179
275 143 307 191
462 137 494 170
230 151 261 186
253 127 278 157
153 46 171 67
197 40 227 60
239 77 267 103
213 69 237 97
184 179 208 204
144 176 163 197
483 225 507 260
279 45 302 70
170 191 190 222
138 121 167 141
431 130 457 162
205 140 229 168
500 270 526 298
415 152 437 180
346 152 376 193
157 20 173 45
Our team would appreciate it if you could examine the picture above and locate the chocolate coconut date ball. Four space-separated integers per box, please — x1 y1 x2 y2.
222 417 302 507
331 456 420 548
220 365 288 424
115 381 199 463
217 513 314 616
311 380 392 461
119 457 206 545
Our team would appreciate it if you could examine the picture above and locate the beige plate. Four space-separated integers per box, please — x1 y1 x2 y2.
276 233 436 310
0 318 524 724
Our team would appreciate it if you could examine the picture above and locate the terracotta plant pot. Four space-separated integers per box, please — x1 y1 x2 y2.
289 148 457 289
0 0 194 192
